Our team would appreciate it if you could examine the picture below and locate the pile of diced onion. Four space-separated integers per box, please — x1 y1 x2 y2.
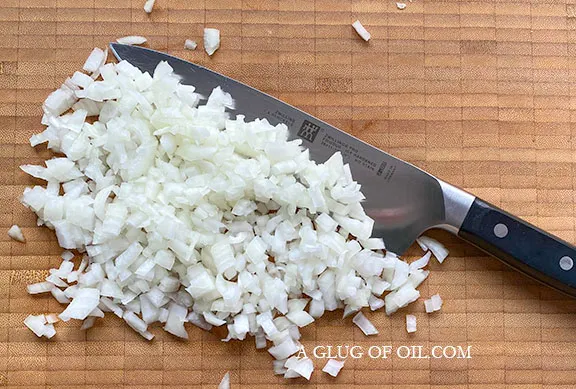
20 47 444 380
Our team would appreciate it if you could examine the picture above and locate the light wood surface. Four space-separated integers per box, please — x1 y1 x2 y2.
2 0 576 387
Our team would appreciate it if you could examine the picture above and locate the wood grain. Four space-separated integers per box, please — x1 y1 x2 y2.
2 0 576 387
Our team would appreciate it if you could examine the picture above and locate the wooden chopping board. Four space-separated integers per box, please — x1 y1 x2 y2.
2 0 576 387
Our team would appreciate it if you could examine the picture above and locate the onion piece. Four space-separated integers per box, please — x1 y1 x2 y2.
352 20 371 41
59 288 100 321
322 359 344 377
416 236 449 263
51 288 70 304
431 293 443 311
204 28 220 56
406 314 417 333
61 251 74 261
352 312 378 336
83 48 105 73
143 0 155 13
409 251 431 272
24 314 47 337
116 36 147 45
284 356 314 380
27 282 54 295
164 302 188 339
268 337 300 360
80 316 96 330
218 372 230 389
8 225 25 242
368 295 385 311
184 39 197 50
43 323 57 338
286 310 314 327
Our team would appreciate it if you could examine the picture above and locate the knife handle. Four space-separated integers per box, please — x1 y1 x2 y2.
458 198 576 297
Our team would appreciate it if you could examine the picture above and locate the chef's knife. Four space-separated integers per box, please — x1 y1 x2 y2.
110 43 576 297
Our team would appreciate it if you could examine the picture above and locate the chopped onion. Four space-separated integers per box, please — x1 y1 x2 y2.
431 293 443 311
8 225 25 242
24 314 57 338
417 236 449 263
143 0 155 13
51 287 70 304
268 337 300 360
273 360 287 375
27 281 53 295
322 359 344 377
218 372 230 389
204 28 220 56
24 314 47 337
424 299 435 313
61 251 74 261
83 48 105 73
409 251 431 272
80 316 96 330
284 356 314 380
286 310 314 327
116 36 147 45
164 302 188 339
397 2 407 10
43 323 56 338
368 295 384 311
406 314 416 333
361 237 385 250
184 39 197 50
19 48 442 378
352 20 371 41
352 312 378 336
59 288 100 321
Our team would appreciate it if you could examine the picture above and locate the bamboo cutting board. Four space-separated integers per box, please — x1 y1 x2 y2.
2 0 576 387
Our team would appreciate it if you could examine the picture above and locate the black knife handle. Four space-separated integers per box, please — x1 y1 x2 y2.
458 198 576 297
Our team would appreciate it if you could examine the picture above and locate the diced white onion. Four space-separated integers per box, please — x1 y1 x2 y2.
27 282 54 295
59 288 100 321
417 236 449 263
8 225 25 242
406 314 417 333
18 48 444 380
24 314 47 337
431 293 443 311
143 0 155 13
322 359 344 377
352 312 378 336
268 337 300 360
184 39 197 50
284 356 314 380
409 251 431 272
218 372 230 389
204 28 220 56
352 20 371 41
116 36 147 45
83 48 105 73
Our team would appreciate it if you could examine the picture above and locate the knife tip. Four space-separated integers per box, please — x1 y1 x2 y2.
108 43 122 62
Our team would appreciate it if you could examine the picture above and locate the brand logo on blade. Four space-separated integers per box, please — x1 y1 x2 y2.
297 120 321 143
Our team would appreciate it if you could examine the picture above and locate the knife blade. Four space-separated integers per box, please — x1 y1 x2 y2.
110 43 576 298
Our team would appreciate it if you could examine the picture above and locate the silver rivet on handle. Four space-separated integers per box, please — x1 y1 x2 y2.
559 256 574 271
493 223 508 238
